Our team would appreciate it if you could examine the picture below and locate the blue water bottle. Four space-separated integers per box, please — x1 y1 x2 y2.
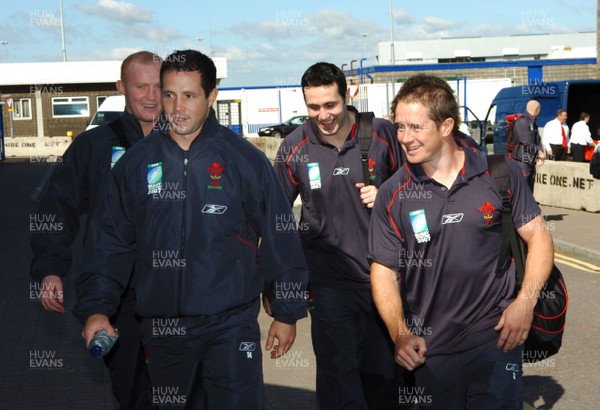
89 329 119 357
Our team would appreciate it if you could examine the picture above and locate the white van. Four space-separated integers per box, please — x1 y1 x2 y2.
85 95 125 130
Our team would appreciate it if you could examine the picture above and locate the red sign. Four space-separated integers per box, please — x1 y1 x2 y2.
347 84 359 98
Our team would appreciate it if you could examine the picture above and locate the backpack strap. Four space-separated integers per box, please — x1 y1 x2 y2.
107 116 131 149
356 111 374 186
487 155 525 283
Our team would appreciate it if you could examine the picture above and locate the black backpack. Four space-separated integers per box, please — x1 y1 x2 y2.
590 147 600 179
107 116 131 149
488 155 568 363
356 111 375 186
505 114 523 153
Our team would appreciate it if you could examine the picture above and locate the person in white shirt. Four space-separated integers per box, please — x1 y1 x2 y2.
543 109 569 160
569 112 595 162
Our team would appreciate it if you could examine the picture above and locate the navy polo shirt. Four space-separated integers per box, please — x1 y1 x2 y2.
368 145 540 356
274 106 402 289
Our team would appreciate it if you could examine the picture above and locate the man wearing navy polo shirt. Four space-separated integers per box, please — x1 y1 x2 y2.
274 62 405 409
368 74 554 409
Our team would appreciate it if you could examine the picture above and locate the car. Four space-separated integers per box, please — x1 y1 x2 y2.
85 95 125 131
257 115 308 138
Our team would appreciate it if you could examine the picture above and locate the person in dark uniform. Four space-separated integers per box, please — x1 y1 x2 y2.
30 51 162 409
368 74 554 409
74 50 308 409
274 62 406 409
510 100 545 192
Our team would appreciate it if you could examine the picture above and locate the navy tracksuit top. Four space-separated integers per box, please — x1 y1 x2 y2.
74 110 309 324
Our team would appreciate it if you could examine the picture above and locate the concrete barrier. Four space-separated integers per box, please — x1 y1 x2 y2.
246 136 282 162
534 160 600 212
3 137 71 159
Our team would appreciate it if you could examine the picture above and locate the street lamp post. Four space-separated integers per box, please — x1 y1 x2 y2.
389 0 395 65
59 0 67 61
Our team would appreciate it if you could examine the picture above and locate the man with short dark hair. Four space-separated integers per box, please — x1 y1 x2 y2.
31 50 162 408
274 62 406 409
369 74 554 409
75 50 308 409
544 109 570 160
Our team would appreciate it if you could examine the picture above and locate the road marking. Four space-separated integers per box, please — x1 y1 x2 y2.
555 253 600 273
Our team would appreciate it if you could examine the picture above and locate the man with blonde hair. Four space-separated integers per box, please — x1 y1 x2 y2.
369 74 554 409
31 50 163 408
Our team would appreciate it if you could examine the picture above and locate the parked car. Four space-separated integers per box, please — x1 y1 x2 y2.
258 115 308 138
85 95 125 131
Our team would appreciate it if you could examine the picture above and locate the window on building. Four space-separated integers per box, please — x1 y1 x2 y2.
13 98 32 120
96 95 107 107
52 96 90 118
438 57 485 64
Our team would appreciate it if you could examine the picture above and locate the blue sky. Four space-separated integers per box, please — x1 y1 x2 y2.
0 0 595 87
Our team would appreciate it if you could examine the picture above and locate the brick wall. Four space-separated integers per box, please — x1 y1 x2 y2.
40 84 119 137
1 83 119 138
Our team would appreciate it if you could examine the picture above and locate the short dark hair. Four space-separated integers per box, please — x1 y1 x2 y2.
301 62 347 101
580 112 590 121
556 109 567 117
391 74 459 134
161 49 216 97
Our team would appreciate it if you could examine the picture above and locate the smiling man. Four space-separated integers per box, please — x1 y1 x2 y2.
368 74 554 409
31 50 162 409
75 50 308 409
274 62 407 409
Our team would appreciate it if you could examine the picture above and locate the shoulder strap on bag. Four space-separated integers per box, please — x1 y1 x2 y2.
356 111 374 186
107 116 131 150
487 155 525 283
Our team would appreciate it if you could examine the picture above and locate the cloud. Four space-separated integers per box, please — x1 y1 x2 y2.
421 16 459 33
220 9 394 86
73 0 152 24
88 47 141 61
123 25 183 43
394 8 415 25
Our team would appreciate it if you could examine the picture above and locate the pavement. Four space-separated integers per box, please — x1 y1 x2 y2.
0 158 598 409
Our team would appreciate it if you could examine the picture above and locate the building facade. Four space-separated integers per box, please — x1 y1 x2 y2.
345 32 597 86
0 58 227 139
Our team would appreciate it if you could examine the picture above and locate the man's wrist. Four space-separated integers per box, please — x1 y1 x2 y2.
85 313 109 323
